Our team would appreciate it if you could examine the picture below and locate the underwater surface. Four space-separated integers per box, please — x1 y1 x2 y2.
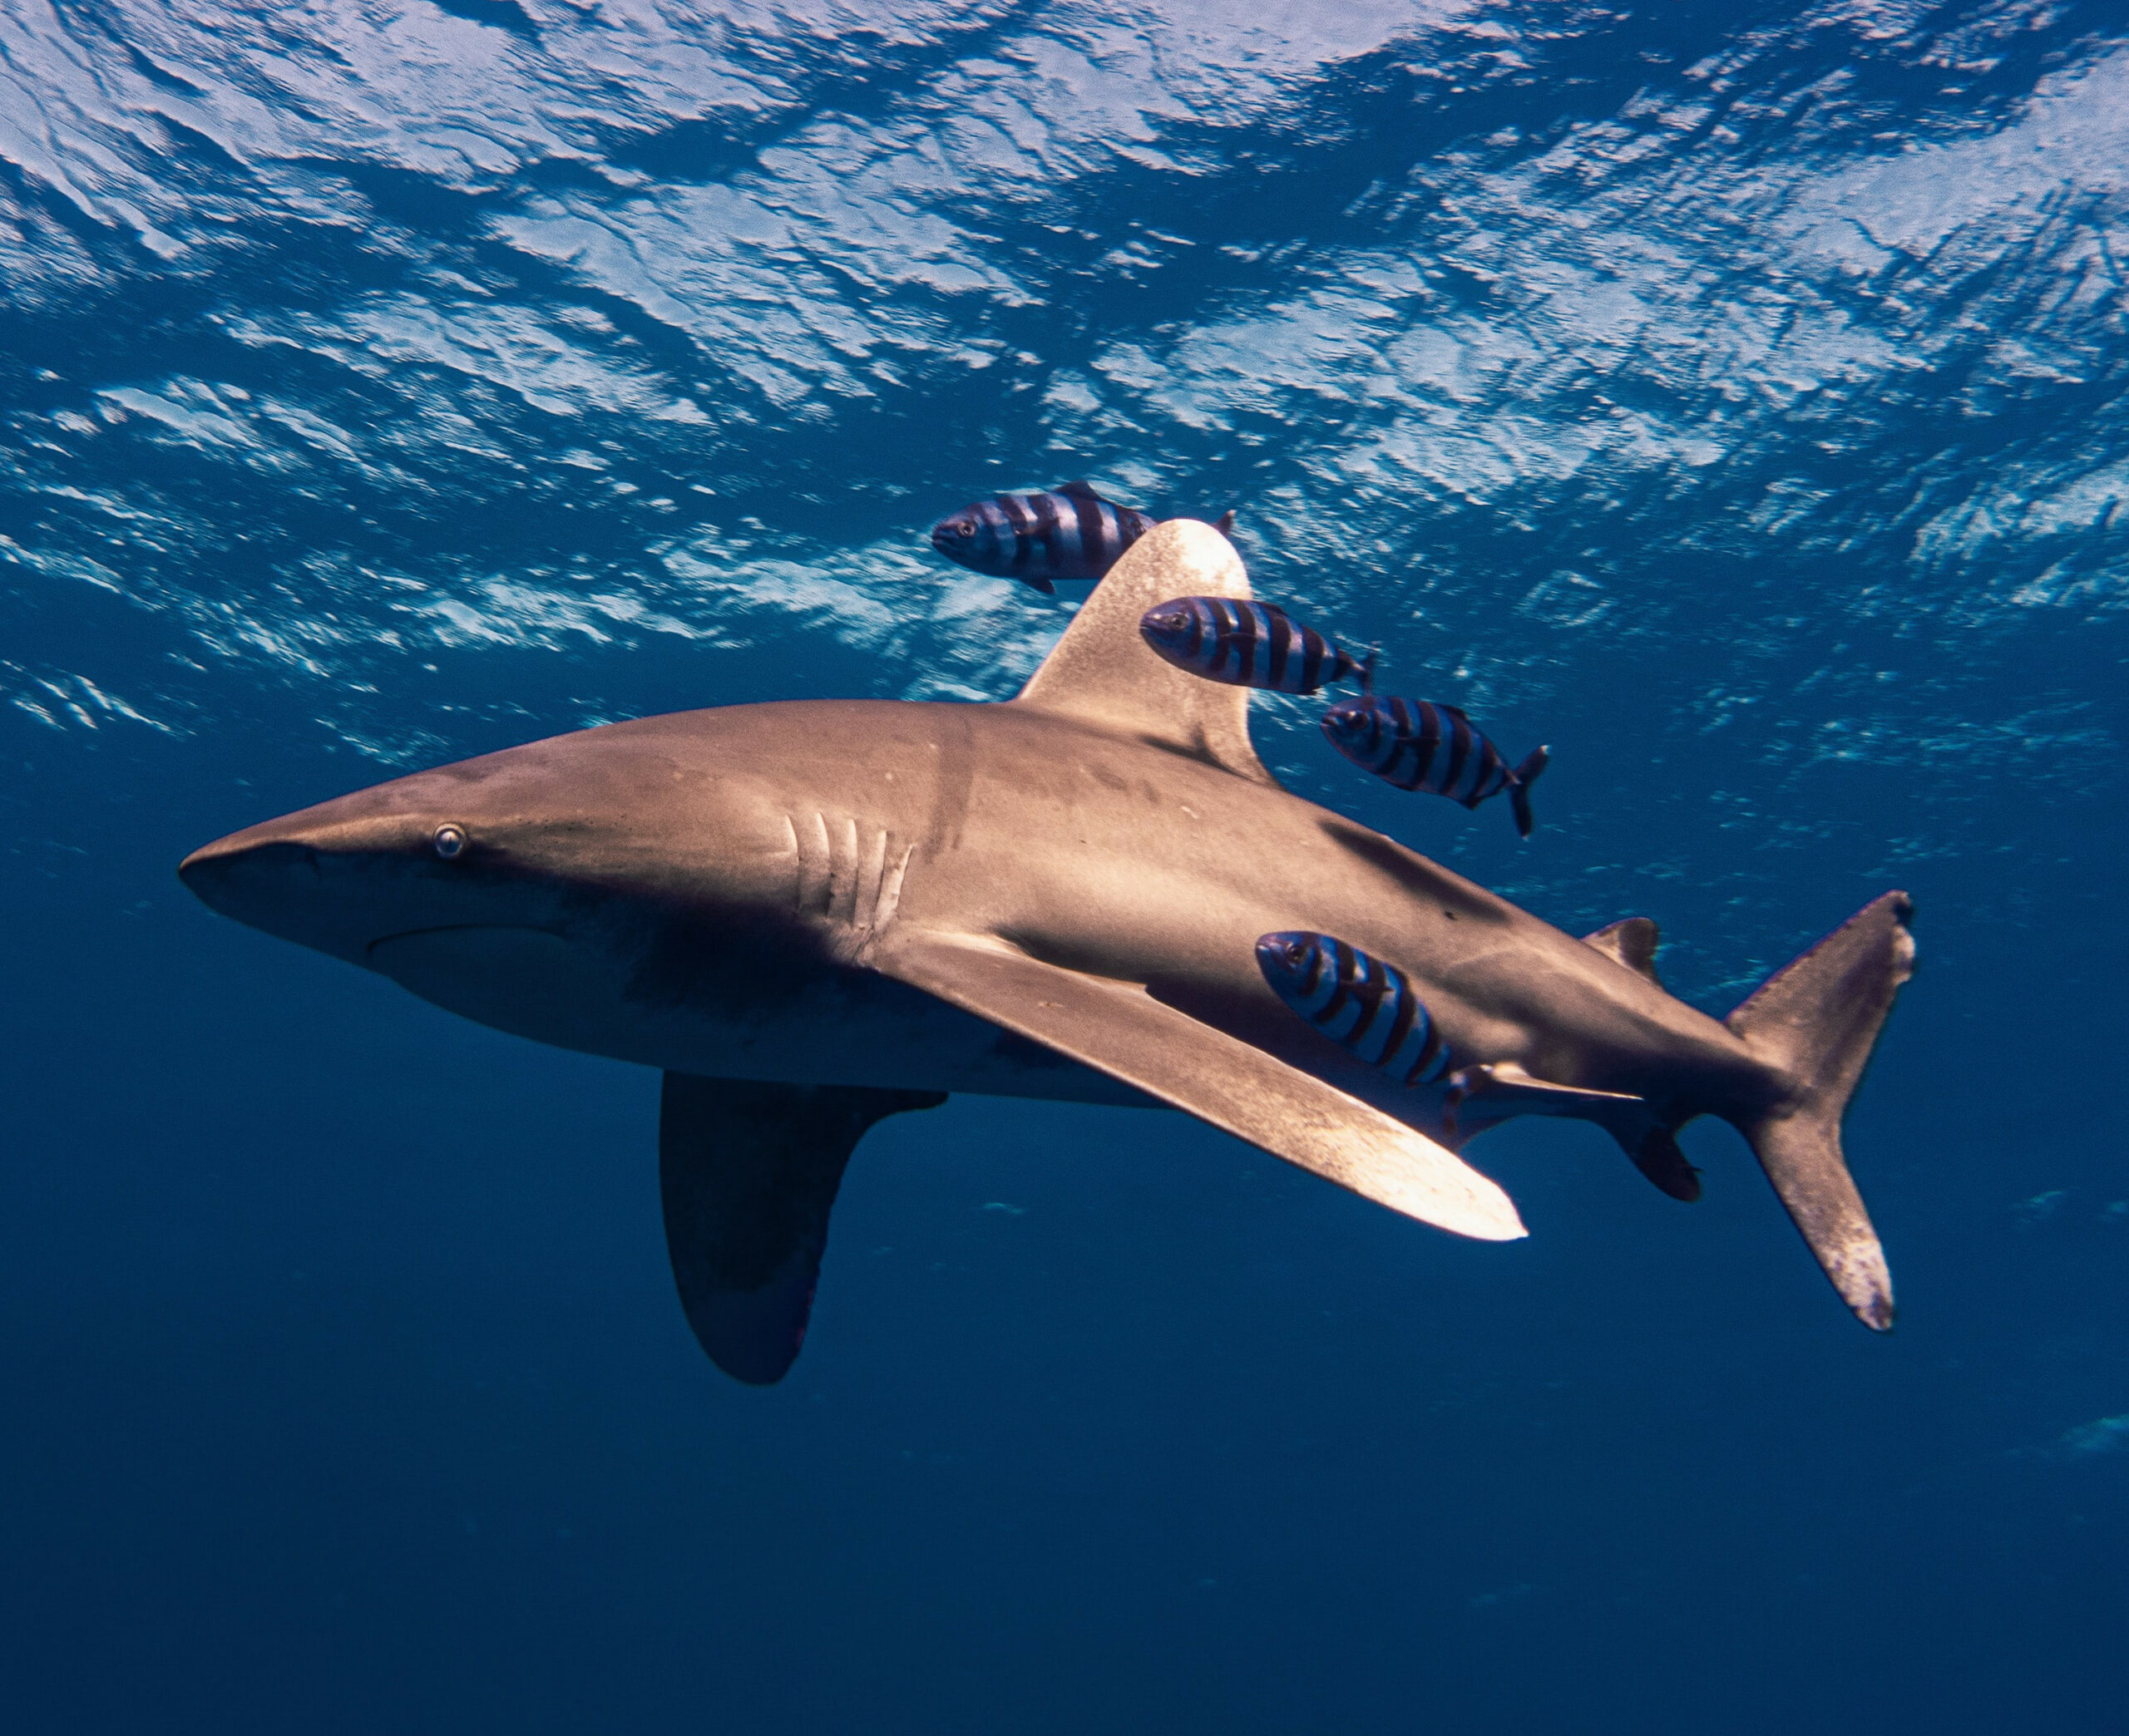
2 1 2125 1729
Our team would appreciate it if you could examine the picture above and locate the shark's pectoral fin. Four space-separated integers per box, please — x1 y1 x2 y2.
870 928 1524 1241
1447 1062 1701 1202
1582 917 1663 987
659 1073 945 1384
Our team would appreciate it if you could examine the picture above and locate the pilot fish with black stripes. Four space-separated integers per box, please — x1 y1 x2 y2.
930 480 1234 594
1322 694 1550 839
1139 596 1375 695
1257 930 1453 1087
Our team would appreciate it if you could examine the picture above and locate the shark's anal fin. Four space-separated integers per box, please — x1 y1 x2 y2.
659 1074 945 1383
1583 917 1663 987
872 928 1524 1241
1448 1062 1701 1203
1013 519 1277 787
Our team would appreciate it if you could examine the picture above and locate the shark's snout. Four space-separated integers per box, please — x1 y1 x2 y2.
179 821 410 964
179 835 322 918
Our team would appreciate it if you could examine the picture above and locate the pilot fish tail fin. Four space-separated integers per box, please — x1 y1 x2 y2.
1509 746 1548 840
1723 891 1915 1332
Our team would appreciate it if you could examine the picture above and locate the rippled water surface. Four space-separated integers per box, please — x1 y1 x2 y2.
4 3 2125 1730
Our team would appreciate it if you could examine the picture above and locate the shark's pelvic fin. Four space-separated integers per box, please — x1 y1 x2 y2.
1725 891 1915 1332
1446 1060 1701 1202
1582 916 1663 986
1013 518 1277 787
659 1074 945 1383
872 927 1525 1241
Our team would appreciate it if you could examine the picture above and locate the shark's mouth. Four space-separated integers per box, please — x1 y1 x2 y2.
368 922 565 953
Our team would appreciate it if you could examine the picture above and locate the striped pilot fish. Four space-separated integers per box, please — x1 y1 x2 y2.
1321 696 1549 839
1139 596 1374 696
1255 930 1453 1088
929 480 1233 594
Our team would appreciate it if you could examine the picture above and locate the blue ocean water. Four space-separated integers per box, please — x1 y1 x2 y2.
3 0 2125 1728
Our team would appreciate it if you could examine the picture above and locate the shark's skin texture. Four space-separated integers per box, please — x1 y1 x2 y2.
182 522 1913 1373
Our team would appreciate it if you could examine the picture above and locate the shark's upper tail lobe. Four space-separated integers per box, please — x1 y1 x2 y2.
1722 891 1915 1331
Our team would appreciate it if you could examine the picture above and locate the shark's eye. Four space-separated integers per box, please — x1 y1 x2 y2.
432 824 467 860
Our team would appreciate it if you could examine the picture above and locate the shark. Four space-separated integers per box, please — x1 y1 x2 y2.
180 522 1914 1383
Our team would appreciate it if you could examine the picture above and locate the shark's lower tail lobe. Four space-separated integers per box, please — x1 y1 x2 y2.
1723 891 1915 1331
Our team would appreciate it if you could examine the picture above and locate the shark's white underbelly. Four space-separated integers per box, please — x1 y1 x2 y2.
366 924 1157 1107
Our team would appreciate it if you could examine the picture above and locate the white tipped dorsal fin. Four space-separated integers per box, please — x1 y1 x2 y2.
1013 518 1276 787
1583 916 1663 986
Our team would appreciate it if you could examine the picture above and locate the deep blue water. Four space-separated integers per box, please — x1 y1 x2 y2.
3 2 2126 1729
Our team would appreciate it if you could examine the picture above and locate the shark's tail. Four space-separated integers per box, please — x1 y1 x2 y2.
1723 892 1915 1331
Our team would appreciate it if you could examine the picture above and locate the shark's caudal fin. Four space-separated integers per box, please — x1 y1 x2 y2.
659 1074 944 1383
1015 519 1277 787
1724 892 1915 1331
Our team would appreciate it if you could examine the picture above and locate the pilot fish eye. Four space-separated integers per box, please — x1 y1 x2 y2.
953 520 975 538
432 824 467 860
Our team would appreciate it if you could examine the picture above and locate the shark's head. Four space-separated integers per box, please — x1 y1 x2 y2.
179 717 803 1051
929 497 1013 575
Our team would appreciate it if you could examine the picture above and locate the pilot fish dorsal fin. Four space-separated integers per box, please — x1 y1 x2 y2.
1012 517 1278 787
1057 479 1100 500
1582 916 1662 987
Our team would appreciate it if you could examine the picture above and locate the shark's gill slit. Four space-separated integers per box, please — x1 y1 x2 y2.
857 825 890 930
832 815 862 925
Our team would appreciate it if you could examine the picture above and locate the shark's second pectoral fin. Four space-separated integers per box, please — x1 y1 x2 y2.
1448 1062 1701 1202
870 929 1525 1241
659 1073 945 1383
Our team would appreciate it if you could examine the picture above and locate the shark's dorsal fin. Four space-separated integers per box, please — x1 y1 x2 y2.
1013 518 1277 786
1583 916 1662 987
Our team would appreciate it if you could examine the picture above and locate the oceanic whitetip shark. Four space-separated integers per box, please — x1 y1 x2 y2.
180 523 1914 1383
